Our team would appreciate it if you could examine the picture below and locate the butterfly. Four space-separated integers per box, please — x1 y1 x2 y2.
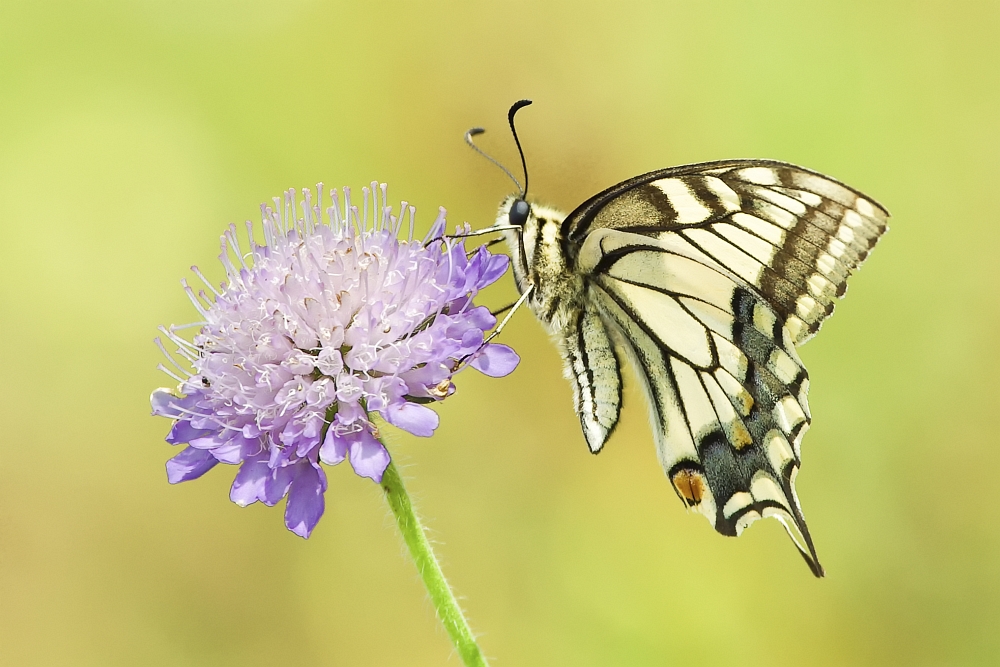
465 100 888 577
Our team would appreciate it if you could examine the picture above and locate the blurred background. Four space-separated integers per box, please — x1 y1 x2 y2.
1 1 998 665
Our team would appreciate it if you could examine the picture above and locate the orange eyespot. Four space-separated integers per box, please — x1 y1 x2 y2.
672 469 706 506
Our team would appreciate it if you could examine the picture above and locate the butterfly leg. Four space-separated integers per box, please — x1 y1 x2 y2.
491 301 516 317
446 224 523 239
466 238 504 258
484 285 533 345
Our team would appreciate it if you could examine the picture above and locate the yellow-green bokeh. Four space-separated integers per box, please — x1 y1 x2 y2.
1 1 998 665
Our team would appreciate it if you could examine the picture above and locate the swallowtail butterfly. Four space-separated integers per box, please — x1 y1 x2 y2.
467 101 888 577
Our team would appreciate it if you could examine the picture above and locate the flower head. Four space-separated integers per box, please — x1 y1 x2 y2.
152 182 518 537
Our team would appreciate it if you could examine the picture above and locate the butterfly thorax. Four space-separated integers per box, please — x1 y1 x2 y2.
497 196 585 333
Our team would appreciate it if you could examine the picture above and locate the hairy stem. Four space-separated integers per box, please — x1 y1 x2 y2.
380 460 488 667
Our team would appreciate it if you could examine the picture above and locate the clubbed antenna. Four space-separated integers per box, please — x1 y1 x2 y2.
464 127 524 195
507 99 532 197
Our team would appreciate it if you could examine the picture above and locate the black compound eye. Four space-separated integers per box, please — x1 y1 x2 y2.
508 199 530 227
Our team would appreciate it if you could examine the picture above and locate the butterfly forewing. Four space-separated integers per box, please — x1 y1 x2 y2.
563 159 888 344
500 158 886 577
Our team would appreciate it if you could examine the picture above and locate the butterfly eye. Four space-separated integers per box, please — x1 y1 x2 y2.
508 199 530 227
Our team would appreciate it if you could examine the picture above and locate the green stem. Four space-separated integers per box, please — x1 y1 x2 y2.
380 460 488 667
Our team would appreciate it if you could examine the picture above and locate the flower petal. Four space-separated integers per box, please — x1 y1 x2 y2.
263 464 296 506
348 430 391 482
363 376 407 412
399 363 451 397
480 253 510 287
383 402 439 437
151 389 199 418
165 420 213 445
166 446 219 484
188 432 228 450
319 425 348 465
284 464 325 538
466 305 496 331
210 439 245 464
470 343 520 377
150 389 181 418
230 457 270 506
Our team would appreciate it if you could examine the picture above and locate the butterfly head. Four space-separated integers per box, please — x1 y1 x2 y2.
506 197 531 227
495 195 534 270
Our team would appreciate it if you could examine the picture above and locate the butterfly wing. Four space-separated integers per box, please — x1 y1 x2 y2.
564 160 888 576
564 159 888 344
559 303 624 453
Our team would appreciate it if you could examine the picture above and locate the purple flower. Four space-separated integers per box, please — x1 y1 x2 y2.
151 182 518 537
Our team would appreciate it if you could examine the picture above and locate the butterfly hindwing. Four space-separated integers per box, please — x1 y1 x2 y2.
560 303 623 453
587 244 823 574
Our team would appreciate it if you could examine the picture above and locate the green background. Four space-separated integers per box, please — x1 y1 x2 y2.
2 1 998 665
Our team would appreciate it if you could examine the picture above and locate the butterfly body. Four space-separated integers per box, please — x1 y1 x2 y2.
494 159 888 577
497 197 579 329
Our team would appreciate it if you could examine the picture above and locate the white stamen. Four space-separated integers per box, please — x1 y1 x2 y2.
342 186 352 230
302 187 314 235
350 205 362 236
244 220 257 252
260 204 274 247
370 181 380 230
181 280 210 318
154 337 192 376
273 197 283 233
394 200 408 236
225 224 247 270
362 186 370 230
190 266 221 297
217 236 238 280
167 322 204 333
287 189 298 236
156 363 186 384
327 188 341 227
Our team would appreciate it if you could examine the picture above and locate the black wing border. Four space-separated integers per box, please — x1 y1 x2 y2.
560 158 890 246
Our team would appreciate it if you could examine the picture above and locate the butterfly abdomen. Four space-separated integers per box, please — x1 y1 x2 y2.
498 197 625 453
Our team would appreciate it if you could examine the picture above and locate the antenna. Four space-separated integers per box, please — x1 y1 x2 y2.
465 128 524 195
507 99 532 197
